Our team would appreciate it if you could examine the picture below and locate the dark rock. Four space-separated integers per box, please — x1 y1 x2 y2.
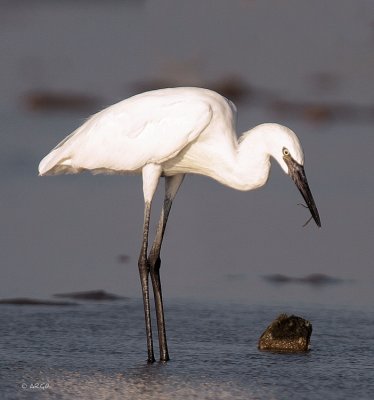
0 298 77 306
53 290 127 301
258 314 312 352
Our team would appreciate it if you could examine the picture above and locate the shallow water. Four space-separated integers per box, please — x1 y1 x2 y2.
1 300 373 399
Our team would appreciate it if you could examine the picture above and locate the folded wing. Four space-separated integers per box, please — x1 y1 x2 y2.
39 97 213 175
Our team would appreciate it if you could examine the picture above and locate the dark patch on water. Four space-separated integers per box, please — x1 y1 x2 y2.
0 298 77 306
53 290 128 301
262 273 345 286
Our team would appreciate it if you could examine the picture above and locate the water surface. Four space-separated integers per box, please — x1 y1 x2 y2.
1 300 373 399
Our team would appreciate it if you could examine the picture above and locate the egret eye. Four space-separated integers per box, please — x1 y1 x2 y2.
283 148 290 157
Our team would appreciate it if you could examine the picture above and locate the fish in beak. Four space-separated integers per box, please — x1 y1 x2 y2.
283 153 321 227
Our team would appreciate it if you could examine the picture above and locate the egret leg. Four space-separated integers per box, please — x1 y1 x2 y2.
149 198 172 362
138 164 162 363
138 201 155 363
149 174 184 362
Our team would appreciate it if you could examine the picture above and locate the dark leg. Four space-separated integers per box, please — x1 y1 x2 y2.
138 201 155 363
148 174 184 361
149 197 173 362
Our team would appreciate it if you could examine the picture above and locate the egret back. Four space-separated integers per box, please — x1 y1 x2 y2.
38 88 223 176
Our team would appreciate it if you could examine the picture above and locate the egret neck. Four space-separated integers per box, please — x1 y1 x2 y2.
210 125 291 192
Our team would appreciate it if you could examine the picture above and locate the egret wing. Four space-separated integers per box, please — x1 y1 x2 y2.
39 98 213 175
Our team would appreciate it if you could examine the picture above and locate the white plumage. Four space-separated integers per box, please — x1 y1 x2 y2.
39 88 300 185
39 87 320 362
40 88 215 175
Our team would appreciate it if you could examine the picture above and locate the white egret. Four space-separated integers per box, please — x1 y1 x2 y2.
38 87 321 363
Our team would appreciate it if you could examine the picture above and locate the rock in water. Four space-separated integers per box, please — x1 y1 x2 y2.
258 314 312 352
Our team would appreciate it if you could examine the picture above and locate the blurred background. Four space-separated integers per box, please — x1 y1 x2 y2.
1 0 373 307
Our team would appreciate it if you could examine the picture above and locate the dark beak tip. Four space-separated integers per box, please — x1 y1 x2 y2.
312 211 321 228
313 209 321 228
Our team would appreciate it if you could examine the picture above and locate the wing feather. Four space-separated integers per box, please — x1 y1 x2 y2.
39 95 213 175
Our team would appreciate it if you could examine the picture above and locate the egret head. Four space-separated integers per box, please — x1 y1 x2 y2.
263 124 321 227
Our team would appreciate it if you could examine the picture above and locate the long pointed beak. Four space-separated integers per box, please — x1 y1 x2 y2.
285 157 321 227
